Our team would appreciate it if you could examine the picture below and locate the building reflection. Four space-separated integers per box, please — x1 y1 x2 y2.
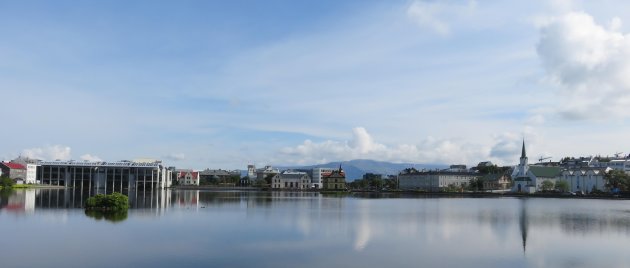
519 198 529 254
4 190 630 245
0 189 36 214
0 189 334 214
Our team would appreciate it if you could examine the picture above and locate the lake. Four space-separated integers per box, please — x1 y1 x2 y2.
1 189 630 268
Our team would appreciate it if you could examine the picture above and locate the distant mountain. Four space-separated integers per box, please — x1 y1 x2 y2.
279 159 446 181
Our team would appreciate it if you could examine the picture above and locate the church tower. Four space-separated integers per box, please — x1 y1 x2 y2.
512 139 532 193
518 140 528 176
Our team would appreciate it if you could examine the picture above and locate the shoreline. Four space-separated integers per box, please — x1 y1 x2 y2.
170 186 630 200
2 184 66 190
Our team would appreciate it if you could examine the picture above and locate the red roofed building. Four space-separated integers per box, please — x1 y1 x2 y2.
323 165 346 190
176 170 200 186
0 162 27 181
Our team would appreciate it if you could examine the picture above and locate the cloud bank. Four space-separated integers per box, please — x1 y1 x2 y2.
537 11 630 120
278 127 526 166
22 145 71 161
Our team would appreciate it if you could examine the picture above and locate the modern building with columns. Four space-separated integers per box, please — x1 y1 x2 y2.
36 159 173 193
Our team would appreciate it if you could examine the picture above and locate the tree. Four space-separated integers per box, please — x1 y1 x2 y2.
554 180 569 192
383 177 398 190
0 176 14 188
85 192 129 211
606 170 630 192
541 180 554 192
467 178 484 191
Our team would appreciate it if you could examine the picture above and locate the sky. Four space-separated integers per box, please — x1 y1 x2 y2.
2 0 630 170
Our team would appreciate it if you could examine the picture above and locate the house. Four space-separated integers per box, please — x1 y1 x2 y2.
323 166 346 190
0 162 27 182
9 157 39 184
271 171 311 190
558 167 609 193
176 170 200 186
482 172 512 191
512 141 562 193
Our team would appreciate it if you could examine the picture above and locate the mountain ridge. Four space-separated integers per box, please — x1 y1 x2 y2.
277 159 447 181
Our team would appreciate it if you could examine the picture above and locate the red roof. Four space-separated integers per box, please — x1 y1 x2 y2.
177 171 199 179
1 162 26 170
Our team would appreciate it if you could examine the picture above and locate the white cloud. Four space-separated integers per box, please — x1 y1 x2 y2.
80 154 102 162
537 11 630 120
278 127 489 166
164 153 186 161
22 145 72 161
489 133 522 161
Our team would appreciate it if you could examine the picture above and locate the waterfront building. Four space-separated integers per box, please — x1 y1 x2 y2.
482 172 512 191
176 170 200 186
293 167 337 189
247 165 256 179
0 162 26 181
36 159 172 193
558 167 609 193
256 165 280 182
9 157 39 184
512 141 562 193
323 166 346 190
398 168 478 191
271 171 311 189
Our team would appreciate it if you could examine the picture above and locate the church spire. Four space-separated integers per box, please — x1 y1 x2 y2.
521 139 526 159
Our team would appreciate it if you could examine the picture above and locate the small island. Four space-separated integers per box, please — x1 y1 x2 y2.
85 192 129 211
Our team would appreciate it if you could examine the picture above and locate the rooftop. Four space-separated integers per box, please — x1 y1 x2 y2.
1 162 26 170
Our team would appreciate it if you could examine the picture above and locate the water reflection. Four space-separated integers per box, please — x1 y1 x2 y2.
85 210 128 223
2 190 630 268
520 199 529 254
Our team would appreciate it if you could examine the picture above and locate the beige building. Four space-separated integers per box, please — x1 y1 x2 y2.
271 171 311 190
323 167 346 190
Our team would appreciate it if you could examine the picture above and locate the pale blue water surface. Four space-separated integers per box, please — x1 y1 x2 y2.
1 189 630 268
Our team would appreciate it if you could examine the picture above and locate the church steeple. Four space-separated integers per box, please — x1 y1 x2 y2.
517 139 529 177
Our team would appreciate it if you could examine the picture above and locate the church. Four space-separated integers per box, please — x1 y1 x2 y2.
511 140 562 193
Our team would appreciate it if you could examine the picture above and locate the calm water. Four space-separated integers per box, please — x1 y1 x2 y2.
1 189 630 268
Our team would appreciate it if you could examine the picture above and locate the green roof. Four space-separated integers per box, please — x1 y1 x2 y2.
529 166 562 178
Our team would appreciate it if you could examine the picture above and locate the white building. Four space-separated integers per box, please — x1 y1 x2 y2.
601 159 630 172
309 168 337 189
36 159 173 192
398 169 478 191
176 170 200 186
558 168 609 193
247 165 256 179
512 141 562 193
271 171 311 190
26 164 38 184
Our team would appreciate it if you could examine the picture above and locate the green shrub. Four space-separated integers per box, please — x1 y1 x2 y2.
0 176 14 188
85 192 129 211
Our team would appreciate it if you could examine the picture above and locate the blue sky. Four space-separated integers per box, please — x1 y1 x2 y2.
2 0 630 169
